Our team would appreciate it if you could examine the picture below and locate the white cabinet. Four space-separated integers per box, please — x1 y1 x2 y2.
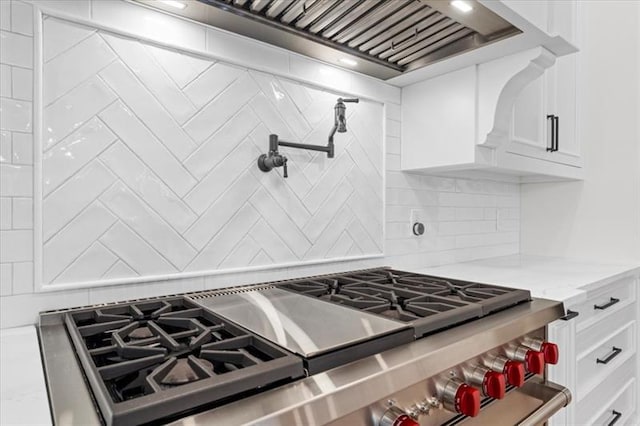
400 1 582 182
504 53 580 168
502 0 581 169
547 273 639 425
401 46 582 182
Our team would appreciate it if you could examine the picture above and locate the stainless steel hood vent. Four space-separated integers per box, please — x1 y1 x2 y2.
136 0 521 80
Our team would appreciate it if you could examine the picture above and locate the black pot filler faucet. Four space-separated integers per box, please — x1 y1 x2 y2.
257 97 359 178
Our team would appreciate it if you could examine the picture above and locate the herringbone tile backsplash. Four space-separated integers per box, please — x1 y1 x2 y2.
40 17 384 286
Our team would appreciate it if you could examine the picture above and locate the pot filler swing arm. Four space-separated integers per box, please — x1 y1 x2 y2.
257 97 359 178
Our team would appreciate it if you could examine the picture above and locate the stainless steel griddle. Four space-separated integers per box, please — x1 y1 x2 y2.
189 286 415 373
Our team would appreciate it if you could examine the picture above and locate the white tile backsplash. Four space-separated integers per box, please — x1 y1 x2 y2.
43 76 117 148
0 97 32 132
0 230 32 262
0 64 11 98
43 33 115 105
43 15 95 62
0 263 11 296
0 163 32 196
10 1 33 36
11 197 32 229
0 197 11 229
11 261 33 294
38 16 383 289
92 0 205 50
0 2 10 32
10 67 32 101
25 0 91 18
0 30 32 68
11 132 31 164
207 28 290 76
0 0 520 328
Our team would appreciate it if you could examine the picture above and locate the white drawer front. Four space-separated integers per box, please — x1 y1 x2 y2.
577 320 636 400
577 357 637 425
592 379 636 426
576 304 637 355
574 276 637 331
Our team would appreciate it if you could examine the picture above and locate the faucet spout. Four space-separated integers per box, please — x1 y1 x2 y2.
258 98 359 177
334 97 358 133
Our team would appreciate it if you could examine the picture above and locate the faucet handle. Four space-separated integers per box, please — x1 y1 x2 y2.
282 156 288 178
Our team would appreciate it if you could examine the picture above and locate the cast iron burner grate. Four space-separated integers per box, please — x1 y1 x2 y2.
65 298 304 426
278 268 531 336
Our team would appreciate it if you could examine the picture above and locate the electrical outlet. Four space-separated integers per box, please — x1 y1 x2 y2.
410 209 425 236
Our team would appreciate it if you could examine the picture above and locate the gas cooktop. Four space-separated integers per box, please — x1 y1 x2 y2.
276 268 532 336
55 267 533 426
64 298 304 426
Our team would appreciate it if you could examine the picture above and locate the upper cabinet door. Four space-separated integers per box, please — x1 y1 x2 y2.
549 53 580 161
504 0 581 168
509 71 548 152
505 57 580 167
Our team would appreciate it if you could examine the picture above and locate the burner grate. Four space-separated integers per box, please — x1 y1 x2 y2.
65 297 304 426
277 268 530 336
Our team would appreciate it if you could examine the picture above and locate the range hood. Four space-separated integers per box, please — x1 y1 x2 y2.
134 0 521 80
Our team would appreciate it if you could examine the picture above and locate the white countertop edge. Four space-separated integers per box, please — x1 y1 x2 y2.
0 326 52 426
409 254 640 304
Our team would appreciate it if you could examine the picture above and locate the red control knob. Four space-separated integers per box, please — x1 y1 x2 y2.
482 371 506 399
525 350 545 374
503 360 525 387
540 342 559 365
392 414 420 426
455 384 481 417
379 406 420 426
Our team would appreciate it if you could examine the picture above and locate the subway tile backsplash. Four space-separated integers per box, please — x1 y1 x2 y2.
0 0 519 328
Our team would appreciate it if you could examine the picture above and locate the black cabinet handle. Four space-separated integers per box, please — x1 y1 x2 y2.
596 346 622 364
594 297 620 310
607 410 622 426
554 115 559 152
560 310 579 321
546 114 556 152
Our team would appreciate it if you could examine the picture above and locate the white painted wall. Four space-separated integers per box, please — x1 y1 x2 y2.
521 1 640 262
0 0 520 328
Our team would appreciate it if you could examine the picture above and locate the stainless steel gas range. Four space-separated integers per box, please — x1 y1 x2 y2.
38 268 571 425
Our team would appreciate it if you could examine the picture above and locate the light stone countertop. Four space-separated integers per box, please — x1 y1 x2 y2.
2 255 638 425
413 254 640 306
0 326 51 426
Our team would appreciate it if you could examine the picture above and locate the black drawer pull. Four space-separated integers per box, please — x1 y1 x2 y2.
594 297 620 310
560 310 579 321
607 410 622 426
546 114 556 152
596 347 622 364
555 115 559 151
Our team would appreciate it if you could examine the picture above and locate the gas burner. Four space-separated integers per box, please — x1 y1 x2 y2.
277 268 530 336
65 297 304 426
155 356 213 387
128 326 153 340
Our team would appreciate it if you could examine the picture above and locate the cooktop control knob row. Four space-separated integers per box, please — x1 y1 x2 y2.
387 338 560 422
487 356 526 387
442 378 481 418
524 338 560 365
466 365 506 399
510 345 546 375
